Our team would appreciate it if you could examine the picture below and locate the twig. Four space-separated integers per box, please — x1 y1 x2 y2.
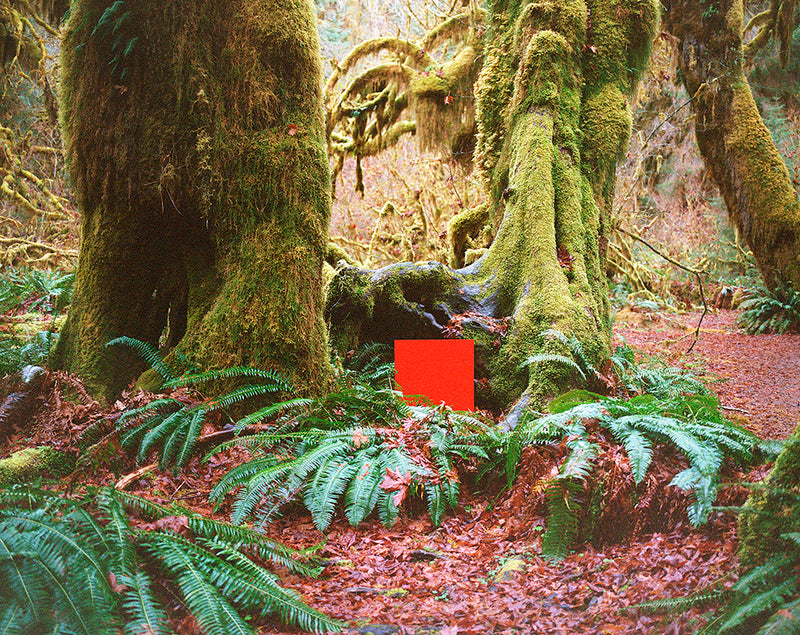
617 227 708 353
115 463 157 490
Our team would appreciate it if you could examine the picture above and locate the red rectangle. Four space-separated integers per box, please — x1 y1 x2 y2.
394 339 474 411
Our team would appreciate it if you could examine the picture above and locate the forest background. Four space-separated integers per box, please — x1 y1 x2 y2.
1 0 800 634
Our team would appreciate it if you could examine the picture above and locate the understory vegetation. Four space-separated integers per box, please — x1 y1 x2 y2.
2 0 800 632
0 486 341 634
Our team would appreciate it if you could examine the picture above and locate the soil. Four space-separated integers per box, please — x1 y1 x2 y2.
0 307 797 634
614 308 800 439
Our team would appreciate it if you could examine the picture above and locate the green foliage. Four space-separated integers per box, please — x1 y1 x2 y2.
508 386 764 559
0 330 54 375
650 491 800 634
84 0 138 81
0 486 341 634
737 284 800 334
611 343 709 399
107 338 292 470
211 357 501 530
0 268 74 316
0 268 74 374
521 329 608 392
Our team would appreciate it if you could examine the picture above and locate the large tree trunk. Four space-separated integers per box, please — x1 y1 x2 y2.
327 0 659 422
54 0 331 399
662 0 800 291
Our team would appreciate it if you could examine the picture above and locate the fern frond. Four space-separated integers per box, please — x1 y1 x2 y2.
137 408 186 461
522 353 587 382
719 576 798 633
757 595 800 635
607 420 652 484
143 532 254 635
542 478 584 560
118 570 170 635
165 367 291 391
105 337 177 383
208 383 288 410
305 458 358 531
631 588 726 614
344 452 385 526
185 514 318 577
425 483 446 527
202 539 343 634
233 398 312 432
174 407 207 468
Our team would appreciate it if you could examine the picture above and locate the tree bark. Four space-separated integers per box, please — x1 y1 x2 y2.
54 0 331 399
662 0 800 291
738 425 800 567
327 0 659 422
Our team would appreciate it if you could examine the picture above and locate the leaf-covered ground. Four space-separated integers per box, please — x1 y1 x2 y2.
0 307 795 634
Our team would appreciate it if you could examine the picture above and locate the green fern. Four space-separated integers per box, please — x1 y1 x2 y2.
508 388 762 559
107 339 292 469
521 329 608 390
611 343 708 398
737 283 800 334
211 372 499 530
0 486 341 634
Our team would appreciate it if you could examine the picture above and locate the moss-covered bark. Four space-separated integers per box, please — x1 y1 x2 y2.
662 0 800 291
54 0 331 399
327 0 659 421
0 446 75 487
738 425 800 567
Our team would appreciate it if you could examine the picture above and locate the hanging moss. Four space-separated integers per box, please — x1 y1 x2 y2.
328 0 659 418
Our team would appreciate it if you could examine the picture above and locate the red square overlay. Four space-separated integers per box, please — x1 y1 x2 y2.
394 339 474 411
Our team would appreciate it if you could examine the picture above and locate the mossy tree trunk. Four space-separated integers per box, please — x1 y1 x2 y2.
738 425 800 567
662 0 800 291
54 0 331 399
327 0 659 422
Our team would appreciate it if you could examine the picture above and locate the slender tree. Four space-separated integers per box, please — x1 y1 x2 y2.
54 0 332 399
327 0 660 422
662 0 800 291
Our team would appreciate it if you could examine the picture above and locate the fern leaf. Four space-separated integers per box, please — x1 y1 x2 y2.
758 595 800 635
118 571 170 635
720 576 799 633
138 409 186 461
541 479 583 560
233 398 311 431
210 383 288 410
305 458 358 531
521 353 587 382
607 420 652 484
344 453 384 526
175 407 207 468
185 514 317 577
165 366 291 391
202 539 343 634
143 533 254 635
425 483 446 526
105 337 176 382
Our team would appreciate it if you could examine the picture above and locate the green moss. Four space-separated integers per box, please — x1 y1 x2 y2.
739 424 800 567
57 0 332 399
0 446 75 487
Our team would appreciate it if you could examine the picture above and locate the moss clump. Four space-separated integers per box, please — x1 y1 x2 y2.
0 446 75 487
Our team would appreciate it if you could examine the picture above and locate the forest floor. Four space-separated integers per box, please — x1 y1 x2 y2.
3 307 797 634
